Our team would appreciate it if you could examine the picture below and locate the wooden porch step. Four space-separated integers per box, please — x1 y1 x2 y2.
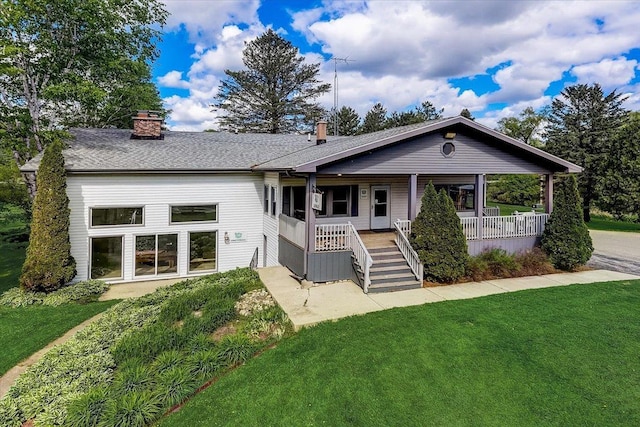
370 263 410 272
368 246 398 254
370 272 417 284
368 280 422 293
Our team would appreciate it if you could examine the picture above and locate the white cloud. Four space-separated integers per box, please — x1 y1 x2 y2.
161 0 260 44
571 57 639 89
157 70 190 89
159 0 640 130
163 95 220 131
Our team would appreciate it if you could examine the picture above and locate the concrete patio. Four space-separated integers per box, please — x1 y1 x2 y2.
258 266 640 330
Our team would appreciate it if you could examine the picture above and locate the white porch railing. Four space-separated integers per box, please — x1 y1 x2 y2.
460 217 479 240
483 206 500 216
315 223 373 293
395 219 411 237
461 214 550 240
394 220 423 282
482 213 549 239
279 215 306 248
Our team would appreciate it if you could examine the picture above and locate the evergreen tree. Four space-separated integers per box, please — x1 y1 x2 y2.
460 108 475 120
20 140 76 292
544 83 628 222
360 102 388 134
328 106 360 136
596 112 640 219
215 29 330 134
541 175 593 270
415 101 444 121
410 182 468 282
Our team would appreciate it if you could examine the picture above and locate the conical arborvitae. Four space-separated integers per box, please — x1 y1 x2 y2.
541 175 593 270
410 182 468 282
20 140 76 292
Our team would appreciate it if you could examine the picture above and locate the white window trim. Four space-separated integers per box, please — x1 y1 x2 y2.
89 235 124 280
133 233 180 278
89 206 144 228
187 230 219 274
169 204 219 225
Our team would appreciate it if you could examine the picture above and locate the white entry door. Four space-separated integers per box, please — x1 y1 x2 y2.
370 185 391 230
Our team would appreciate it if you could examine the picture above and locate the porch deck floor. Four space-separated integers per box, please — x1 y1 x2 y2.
359 231 396 248
258 266 640 330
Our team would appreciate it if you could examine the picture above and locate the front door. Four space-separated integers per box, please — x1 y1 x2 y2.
370 185 391 230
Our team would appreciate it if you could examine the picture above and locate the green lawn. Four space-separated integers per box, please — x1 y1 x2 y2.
0 240 27 293
587 215 640 232
162 280 640 426
0 301 118 376
487 201 545 216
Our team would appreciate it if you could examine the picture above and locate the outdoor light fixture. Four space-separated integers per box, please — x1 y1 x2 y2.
444 132 456 139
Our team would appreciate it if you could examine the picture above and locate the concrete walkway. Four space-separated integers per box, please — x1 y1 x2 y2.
258 266 640 330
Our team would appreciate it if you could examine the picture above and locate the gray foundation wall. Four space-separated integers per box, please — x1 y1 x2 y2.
467 237 541 256
307 251 357 284
278 237 305 277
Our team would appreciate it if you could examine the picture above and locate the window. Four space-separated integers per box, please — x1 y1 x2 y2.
271 186 277 216
282 186 306 220
435 184 475 211
317 185 359 217
91 207 143 227
90 236 123 279
264 185 269 213
189 231 217 273
441 142 456 157
170 205 217 223
135 234 177 276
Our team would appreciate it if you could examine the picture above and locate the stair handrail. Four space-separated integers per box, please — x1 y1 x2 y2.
347 222 373 293
393 219 423 282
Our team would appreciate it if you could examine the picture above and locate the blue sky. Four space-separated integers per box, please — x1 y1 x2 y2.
155 0 640 130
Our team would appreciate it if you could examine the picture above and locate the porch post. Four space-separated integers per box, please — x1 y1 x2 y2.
545 173 554 214
475 174 485 240
303 173 317 277
408 174 418 220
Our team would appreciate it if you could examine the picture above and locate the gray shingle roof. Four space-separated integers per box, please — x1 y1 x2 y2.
21 128 326 172
20 117 581 174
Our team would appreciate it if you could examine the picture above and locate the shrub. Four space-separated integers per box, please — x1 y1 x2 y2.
0 280 109 307
411 182 468 282
112 363 156 394
20 140 76 292
541 175 594 270
187 349 224 380
152 350 184 375
101 391 163 427
65 386 110 427
217 335 257 366
487 174 540 206
155 366 200 408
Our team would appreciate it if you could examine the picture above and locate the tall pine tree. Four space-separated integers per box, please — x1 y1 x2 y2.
541 175 593 270
544 83 628 221
215 29 330 134
20 140 76 292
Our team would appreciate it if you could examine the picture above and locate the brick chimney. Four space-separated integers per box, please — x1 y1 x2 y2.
316 120 327 145
131 110 164 140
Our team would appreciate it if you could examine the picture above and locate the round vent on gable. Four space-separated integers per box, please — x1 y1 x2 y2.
441 142 456 157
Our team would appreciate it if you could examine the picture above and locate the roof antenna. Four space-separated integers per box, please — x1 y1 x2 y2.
331 56 355 136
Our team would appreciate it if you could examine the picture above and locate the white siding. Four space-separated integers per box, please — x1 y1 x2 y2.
67 173 264 283
262 172 280 266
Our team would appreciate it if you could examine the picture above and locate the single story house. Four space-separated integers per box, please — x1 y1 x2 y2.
21 113 581 293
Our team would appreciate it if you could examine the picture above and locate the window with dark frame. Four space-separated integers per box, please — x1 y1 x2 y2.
316 185 359 217
170 205 217 223
91 207 143 227
270 186 276 215
264 185 269 213
434 184 475 211
281 186 307 220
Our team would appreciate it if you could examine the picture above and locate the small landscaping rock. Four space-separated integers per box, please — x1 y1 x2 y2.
234 289 275 317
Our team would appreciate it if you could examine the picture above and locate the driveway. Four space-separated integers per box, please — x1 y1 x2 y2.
588 230 640 275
